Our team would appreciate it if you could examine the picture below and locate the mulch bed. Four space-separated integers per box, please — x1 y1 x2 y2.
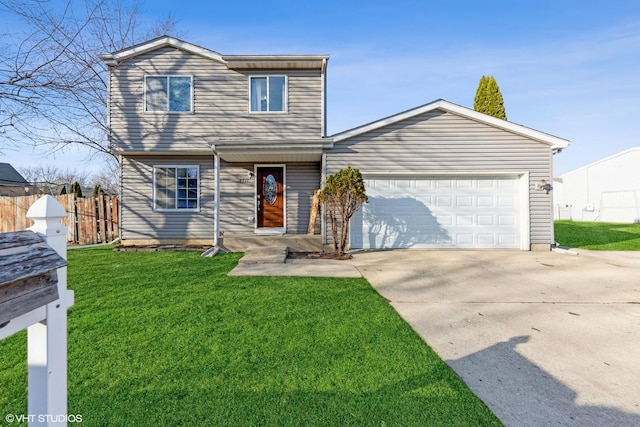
113 246 353 260
113 245 211 252
287 251 353 260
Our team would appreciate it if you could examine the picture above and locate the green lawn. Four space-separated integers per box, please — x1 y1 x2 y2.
0 247 500 426
555 220 640 250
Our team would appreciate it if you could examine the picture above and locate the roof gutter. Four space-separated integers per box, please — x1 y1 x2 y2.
321 57 328 137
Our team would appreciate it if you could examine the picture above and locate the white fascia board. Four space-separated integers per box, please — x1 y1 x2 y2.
101 36 226 65
112 149 214 156
223 54 330 62
331 99 570 150
211 141 334 153
223 55 330 71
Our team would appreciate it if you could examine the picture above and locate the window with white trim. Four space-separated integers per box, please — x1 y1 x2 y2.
154 166 199 210
250 76 286 112
145 75 193 112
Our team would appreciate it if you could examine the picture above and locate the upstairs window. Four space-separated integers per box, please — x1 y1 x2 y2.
154 166 199 210
145 76 192 112
250 76 286 112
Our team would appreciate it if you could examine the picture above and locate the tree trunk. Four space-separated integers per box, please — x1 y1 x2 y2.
338 208 350 256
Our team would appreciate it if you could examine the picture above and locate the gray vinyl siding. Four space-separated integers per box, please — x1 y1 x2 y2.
218 162 254 235
108 47 323 153
286 163 321 234
120 155 215 241
326 110 554 245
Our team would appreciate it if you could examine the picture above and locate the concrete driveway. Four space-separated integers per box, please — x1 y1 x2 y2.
352 249 640 426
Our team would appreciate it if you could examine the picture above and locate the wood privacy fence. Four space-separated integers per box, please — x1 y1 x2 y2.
0 194 119 245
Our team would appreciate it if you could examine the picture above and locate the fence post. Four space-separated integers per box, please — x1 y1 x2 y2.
26 195 75 427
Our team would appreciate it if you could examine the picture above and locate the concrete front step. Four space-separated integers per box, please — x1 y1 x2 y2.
221 234 322 253
238 245 288 264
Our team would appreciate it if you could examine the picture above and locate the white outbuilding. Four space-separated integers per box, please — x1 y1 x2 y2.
554 147 640 223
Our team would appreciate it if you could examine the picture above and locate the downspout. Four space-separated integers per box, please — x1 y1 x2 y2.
202 145 225 257
321 58 328 138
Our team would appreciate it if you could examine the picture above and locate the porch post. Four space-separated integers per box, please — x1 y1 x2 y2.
320 152 327 245
214 152 220 247
26 195 75 426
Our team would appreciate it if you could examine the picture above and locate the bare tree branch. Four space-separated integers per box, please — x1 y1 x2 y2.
0 0 182 160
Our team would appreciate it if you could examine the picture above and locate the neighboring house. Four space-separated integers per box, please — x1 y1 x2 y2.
0 163 31 196
553 147 640 223
101 36 569 251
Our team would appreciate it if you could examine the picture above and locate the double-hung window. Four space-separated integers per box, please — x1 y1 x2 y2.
250 76 286 112
145 75 193 112
154 166 199 210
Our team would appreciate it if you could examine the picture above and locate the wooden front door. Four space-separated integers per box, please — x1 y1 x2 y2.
257 167 284 228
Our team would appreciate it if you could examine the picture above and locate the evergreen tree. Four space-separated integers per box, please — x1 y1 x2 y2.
69 181 84 198
60 185 67 195
474 75 507 120
92 184 104 198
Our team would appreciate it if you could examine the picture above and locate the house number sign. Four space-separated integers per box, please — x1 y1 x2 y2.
264 174 277 205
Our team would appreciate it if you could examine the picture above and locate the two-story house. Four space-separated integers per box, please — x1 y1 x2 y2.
102 36 569 251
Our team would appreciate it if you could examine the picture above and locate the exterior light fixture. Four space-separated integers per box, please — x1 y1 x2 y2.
539 179 553 194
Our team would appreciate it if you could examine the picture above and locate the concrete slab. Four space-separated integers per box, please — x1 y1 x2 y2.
238 246 288 264
229 258 362 277
352 249 640 426
221 234 323 252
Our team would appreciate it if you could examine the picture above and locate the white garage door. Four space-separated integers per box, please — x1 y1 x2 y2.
350 176 522 249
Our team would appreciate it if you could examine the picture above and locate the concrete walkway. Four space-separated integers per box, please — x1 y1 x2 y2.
352 249 640 426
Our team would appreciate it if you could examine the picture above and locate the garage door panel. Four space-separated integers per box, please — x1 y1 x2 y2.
498 215 515 226
477 196 494 207
436 196 452 206
456 233 474 245
499 234 516 245
415 180 433 190
477 215 494 226
478 234 495 245
456 215 474 226
498 178 516 189
415 195 433 206
352 176 522 249
456 196 473 206
498 196 515 206
395 180 413 189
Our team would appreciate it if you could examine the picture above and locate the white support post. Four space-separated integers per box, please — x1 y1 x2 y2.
214 152 220 247
26 196 75 427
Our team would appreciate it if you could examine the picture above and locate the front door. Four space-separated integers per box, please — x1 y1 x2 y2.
257 166 284 228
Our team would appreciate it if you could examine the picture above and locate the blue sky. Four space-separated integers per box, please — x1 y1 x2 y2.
3 0 640 176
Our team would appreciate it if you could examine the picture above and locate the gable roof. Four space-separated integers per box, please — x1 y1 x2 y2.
0 163 29 186
331 99 570 152
560 147 640 177
100 36 225 65
100 35 329 70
